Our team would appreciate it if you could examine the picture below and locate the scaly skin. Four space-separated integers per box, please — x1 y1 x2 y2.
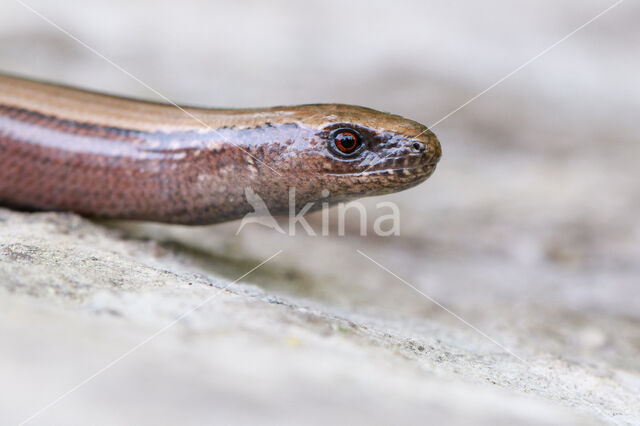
0 74 441 224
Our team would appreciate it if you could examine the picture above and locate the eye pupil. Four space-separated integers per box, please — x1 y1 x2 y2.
334 131 360 154
340 134 355 149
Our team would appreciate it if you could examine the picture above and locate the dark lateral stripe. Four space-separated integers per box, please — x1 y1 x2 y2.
0 103 137 140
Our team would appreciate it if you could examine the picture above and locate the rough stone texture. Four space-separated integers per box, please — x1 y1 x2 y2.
0 209 607 425
1 0 640 424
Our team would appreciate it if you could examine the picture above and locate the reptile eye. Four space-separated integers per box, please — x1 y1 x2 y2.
332 130 361 155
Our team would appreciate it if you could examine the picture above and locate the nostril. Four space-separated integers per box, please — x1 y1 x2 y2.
411 142 424 153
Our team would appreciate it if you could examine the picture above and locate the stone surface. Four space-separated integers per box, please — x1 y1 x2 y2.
1 0 640 424
0 209 609 425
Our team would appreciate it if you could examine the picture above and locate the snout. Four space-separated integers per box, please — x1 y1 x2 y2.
406 131 442 166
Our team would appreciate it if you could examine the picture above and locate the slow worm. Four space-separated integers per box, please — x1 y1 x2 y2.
0 74 441 224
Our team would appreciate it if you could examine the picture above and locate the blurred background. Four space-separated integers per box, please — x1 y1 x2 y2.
1 0 639 424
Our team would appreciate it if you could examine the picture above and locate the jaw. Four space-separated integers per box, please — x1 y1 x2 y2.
320 163 439 201
333 162 438 182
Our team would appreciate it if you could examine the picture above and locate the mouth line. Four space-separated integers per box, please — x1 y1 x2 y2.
327 163 435 178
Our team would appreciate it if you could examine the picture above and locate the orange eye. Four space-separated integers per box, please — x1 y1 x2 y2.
333 130 360 155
